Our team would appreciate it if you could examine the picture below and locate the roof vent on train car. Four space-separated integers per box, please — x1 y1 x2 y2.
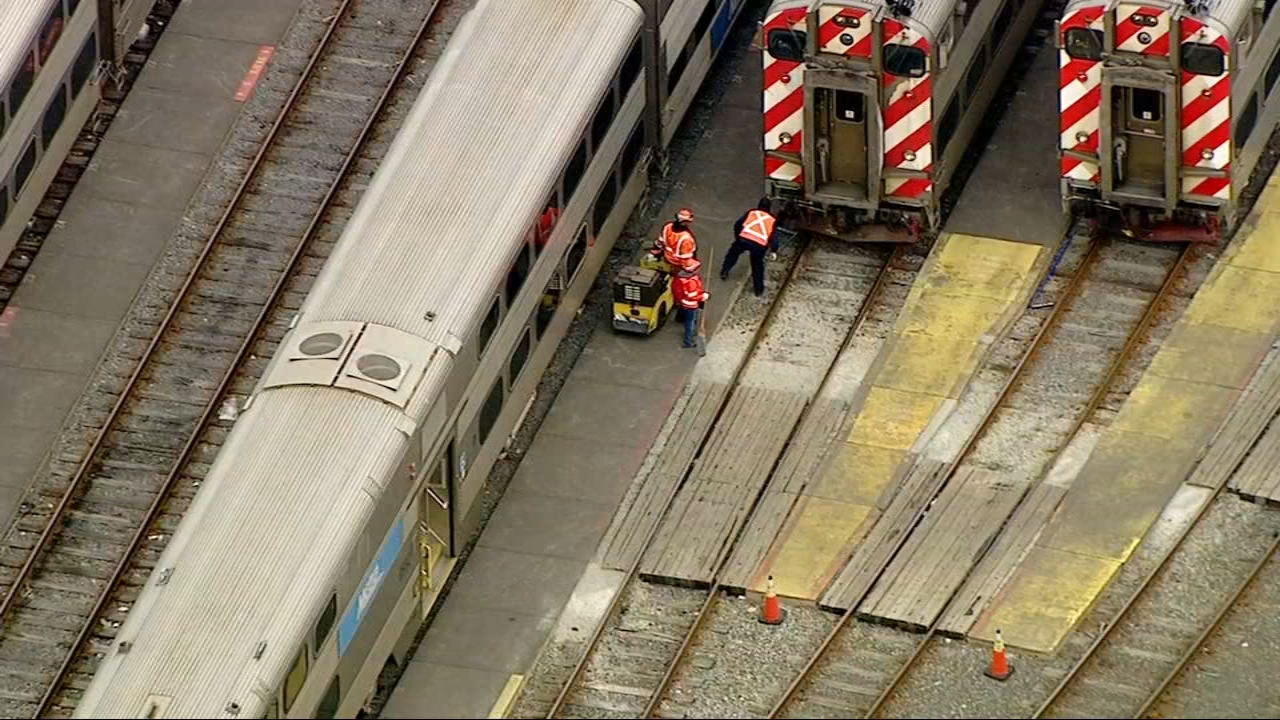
299 332 346 357
355 353 403 383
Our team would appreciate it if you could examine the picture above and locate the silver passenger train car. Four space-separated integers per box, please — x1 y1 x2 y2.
1057 0 1280 241
73 0 753 717
759 0 1046 238
0 0 157 260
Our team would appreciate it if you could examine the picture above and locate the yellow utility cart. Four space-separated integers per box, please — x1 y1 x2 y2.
611 253 675 335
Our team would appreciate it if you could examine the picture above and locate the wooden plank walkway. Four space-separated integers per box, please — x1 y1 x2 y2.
1216 355 1280 504
818 459 949 612
938 482 1066 636
856 469 1026 632
638 386 808 585
720 398 850 590
599 382 728 571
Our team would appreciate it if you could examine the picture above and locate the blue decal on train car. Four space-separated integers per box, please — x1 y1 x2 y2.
711 0 734 51
338 517 406 656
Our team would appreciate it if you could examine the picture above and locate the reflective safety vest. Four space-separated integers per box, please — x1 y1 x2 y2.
672 273 708 309
662 222 697 267
738 209 776 247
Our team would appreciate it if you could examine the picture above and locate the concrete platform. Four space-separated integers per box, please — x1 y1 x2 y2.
379 22 771 719
0 2 307 527
755 234 1046 601
972 171 1280 653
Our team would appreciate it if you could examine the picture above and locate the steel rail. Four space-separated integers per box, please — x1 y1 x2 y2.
639 244 907 719
768 229 1192 719
27 1 444 714
544 234 818 718
1134 532 1280 719
862 238 1195 719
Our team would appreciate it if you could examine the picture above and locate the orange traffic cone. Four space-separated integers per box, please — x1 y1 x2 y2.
759 575 786 625
985 629 1013 681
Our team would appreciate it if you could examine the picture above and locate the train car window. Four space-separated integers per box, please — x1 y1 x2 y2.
566 226 588 283
535 281 556 338
1130 88 1162 121
621 37 642 94
1236 93 1258 148
1181 42 1225 76
314 594 337 651
0 186 8 225
71 33 98 98
1268 0 1278 21
937 100 959 155
592 172 617 234
835 91 864 123
42 86 67 147
15 140 37 194
509 328 531 382
69 0 82 14
316 675 341 719
965 50 987 101
478 379 503 445
531 196 558 257
282 649 308 712
1267 50 1280 97
479 297 500 356
1063 28 1103 61
562 141 587 202
694 0 716 41
767 30 806 62
884 44 927 77
10 53 35 114
591 91 616 152
39 4 66 65
668 47 690 95
506 244 531 304
621 121 645 180
994 2 1012 46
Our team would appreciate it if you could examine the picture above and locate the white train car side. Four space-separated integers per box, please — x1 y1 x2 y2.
72 0 759 717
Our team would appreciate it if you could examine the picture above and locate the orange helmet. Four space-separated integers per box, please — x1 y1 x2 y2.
675 208 695 223
683 258 702 273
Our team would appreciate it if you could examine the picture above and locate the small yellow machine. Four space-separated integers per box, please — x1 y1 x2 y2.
611 252 675 335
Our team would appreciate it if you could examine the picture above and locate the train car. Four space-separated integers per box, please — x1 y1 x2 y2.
0 0 157 261
759 0 1046 238
1057 0 1280 241
72 0 756 716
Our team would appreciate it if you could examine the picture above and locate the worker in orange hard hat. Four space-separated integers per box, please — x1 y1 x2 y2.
672 257 709 349
650 208 698 271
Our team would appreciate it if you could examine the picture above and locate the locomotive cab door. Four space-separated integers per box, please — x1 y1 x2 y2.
1102 77 1177 211
805 70 881 210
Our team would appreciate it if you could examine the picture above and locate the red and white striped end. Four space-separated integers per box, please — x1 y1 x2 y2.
1114 3 1171 55
1180 17 1232 200
882 18 932 200
763 6 807 184
1059 5 1104 185
817 5 873 57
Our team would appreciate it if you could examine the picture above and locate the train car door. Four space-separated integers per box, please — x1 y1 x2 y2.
806 70 881 210
417 439 454 618
1108 85 1170 202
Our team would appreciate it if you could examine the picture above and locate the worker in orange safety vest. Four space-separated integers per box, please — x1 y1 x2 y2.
671 257 709 349
650 208 698 270
719 197 778 297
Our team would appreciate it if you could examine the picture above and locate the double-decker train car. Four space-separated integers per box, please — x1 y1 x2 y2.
0 0 157 260
1057 0 1280 241
71 0 757 717
759 0 1045 238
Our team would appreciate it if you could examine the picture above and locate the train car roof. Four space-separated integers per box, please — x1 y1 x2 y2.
1062 0 1253 36
0 0 56 91
73 0 643 717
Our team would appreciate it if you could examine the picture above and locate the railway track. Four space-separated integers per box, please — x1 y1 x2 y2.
1138 534 1280 718
1032 446 1280 717
765 230 1197 720
0 1 180 309
529 238 926 719
0 1 449 716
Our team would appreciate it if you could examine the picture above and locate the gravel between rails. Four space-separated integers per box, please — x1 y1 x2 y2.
0 1 456 716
